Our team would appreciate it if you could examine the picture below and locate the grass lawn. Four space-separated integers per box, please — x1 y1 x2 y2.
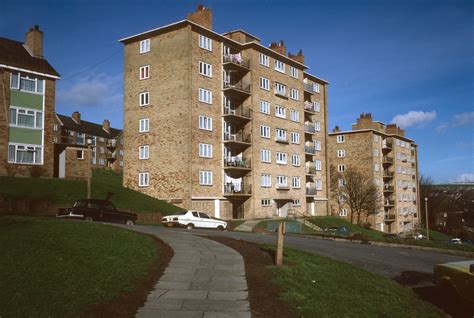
270 247 444 317
0 215 159 317
0 169 182 214
308 216 386 239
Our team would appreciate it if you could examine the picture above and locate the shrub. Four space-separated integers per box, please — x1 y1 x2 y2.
3 161 18 177
29 166 47 178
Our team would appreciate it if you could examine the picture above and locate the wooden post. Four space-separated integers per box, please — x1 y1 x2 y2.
276 222 286 266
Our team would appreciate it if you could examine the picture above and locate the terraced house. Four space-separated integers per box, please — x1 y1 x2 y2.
328 113 420 233
0 26 59 177
120 6 329 219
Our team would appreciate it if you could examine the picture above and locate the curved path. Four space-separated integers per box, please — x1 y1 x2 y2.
131 227 250 318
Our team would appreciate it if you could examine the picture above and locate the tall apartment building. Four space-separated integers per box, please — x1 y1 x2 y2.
119 6 329 219
328 113 419 233
0 26 59 177
54 111 124 172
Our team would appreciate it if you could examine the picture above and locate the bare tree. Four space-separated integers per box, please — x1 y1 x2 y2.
330 165 382 225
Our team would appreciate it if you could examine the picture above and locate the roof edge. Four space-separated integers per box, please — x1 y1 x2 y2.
0 64 60 79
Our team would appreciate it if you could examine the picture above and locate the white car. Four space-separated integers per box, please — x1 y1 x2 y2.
162 210 227 230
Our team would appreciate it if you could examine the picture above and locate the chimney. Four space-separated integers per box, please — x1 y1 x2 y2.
102 119 110 133
269 40 286 55
333 126 340 133
71 111 81 124
187 4 213 29
288 49 304 64
25 25 43 58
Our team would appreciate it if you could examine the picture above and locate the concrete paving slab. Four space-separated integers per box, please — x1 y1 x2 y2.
203 312 251 318
181 300 250 312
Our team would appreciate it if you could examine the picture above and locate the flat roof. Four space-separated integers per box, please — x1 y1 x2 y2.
328 128 415 143
222 29 261 42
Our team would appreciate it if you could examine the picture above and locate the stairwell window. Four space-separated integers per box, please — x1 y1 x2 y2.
261 199 272 207
139 145 149 160
139 65 150 80
198 61 212 77
292 199 301 206
139 118 149 133
336 135 345 143
140 39 150 54
198 35 212 51
340 208 348 217
198 88 212 104
139 92 150 106
337 149 346 158
338 164 346 172
138 172 150 187
199 171 213 185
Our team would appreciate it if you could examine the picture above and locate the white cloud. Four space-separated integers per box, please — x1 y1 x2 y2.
437 111 474 133
453 173 474 183
57 73 122 108
391 111 436 129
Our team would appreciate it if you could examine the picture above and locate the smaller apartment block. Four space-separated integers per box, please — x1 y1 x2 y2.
0 26 59 177
54 112 124 173
328 113 419 233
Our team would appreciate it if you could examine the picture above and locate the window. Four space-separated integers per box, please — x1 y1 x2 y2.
139 65 150 80
261 199 272 207
199 171 213 185
138 172 149 187
373 148 378 157
198 61 212 77
198 35 212 51
315 160 322 171
53 137 58 143
99 147 105 154
260 125 270 138
275 105 285 118
338 178 346 187
340 208 348 217
275 128 287 142
290 110 299 122
119 149 124 156
291 154 300 166
8 144 42 164
337 149 345 158
53 124 58 131
76 132 85 145
139 92 149 106
139 145 149 160
274 60 285 73
276 152 287 164
290 66 298 78
336 135 345 143
259 53 269 67
290 132 300 144
339 194 346 202
315 179 323 190
260 149 271 163
198 116 212 131
314 140 321 151
313 101 320 112
199 143 213 158
290 88 299 100
139 118 149 132
338 164 346 172
99 158 105 166
276 175 288 187
198 88 212 104
140 39 150 54
261 174 271 187
374 163 379 172
10 72 44 94
275 82 286 96
374 135 379 142
99 137 105 142
315 121 321 132
9 107 43 129
260 100 270 114
292 199 301 206
292 176 301 188
119 160 124 167
312 82 320 93
260 77 270 90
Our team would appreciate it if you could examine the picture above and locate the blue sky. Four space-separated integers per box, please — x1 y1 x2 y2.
1 0 473 183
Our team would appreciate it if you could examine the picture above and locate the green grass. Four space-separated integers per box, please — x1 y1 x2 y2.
270 246 444 317
0 215 159 317
229 219 246 230
0 169 182 214
308 216 385 239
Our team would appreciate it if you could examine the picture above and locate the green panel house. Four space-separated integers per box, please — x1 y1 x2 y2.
0 25 60 177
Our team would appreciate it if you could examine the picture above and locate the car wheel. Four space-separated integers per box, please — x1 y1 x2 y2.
85 217 93 222
186 223 194 230
126 220 135 226
217 225 224 231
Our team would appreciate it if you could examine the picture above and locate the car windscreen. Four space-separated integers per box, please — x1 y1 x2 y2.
199 213 211 219
172 211 188 215
73 201 87 208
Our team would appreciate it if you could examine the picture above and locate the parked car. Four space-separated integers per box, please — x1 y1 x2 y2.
57 199 137 225
162 210 227 230
448 238 462 244
433 260 474 307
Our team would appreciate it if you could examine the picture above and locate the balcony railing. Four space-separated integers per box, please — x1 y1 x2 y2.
304 83 314 93
223 106 251 119
384 213 396 220
382 156 393 164
383 172 394 178
224 183 252 195
383 185 394 192
276 183 290 190
223 80 251 93
275 136 289 144
304 123 316 134
223 54 250 69
382 140 393 150
274 88 288 98
384 200 395 206
305 146 316 154
224 157 251 169
223 132 251 143
306 166 316 174
306 188 316 195
304 101 315 112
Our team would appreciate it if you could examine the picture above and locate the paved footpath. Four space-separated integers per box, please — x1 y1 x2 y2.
130 226 251 318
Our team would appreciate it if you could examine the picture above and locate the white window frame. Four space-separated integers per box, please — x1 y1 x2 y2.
260 77 270 90
313 82 320 93
199 171 213 185
275 105 286 118
292 176 301 189
291 154 300 166
340 208 348 217
290 66 298 79
138 172 150 187
139 65 150 80
292 199 301 206
275 128 287 142
290 88 299 100
313 101 320 112
276 152 287 165
260 125 270 138
261 199 272 207
290 132 300 144
274 60 285 73
260 149 271 163
7 143 43 165
139 92 150 106
140 39 150 54
139 118 149 133
315 160 322 171
198 116 213 131
336 135 345 143
10 72 44 94
290 110 299 122
8 106 43 129
276 175 288 188
275 82 286 96
259 53 269 67
198 35 212 51
314 140 322 151
260 100 270 114
337 149 346 158
139 145 150 160
199 143 213 158
315 121 321 132
338 178 346 187
315 179 323 190
261 174 271 187
338 164 346 172
198 61 213 77
198 88 213 104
